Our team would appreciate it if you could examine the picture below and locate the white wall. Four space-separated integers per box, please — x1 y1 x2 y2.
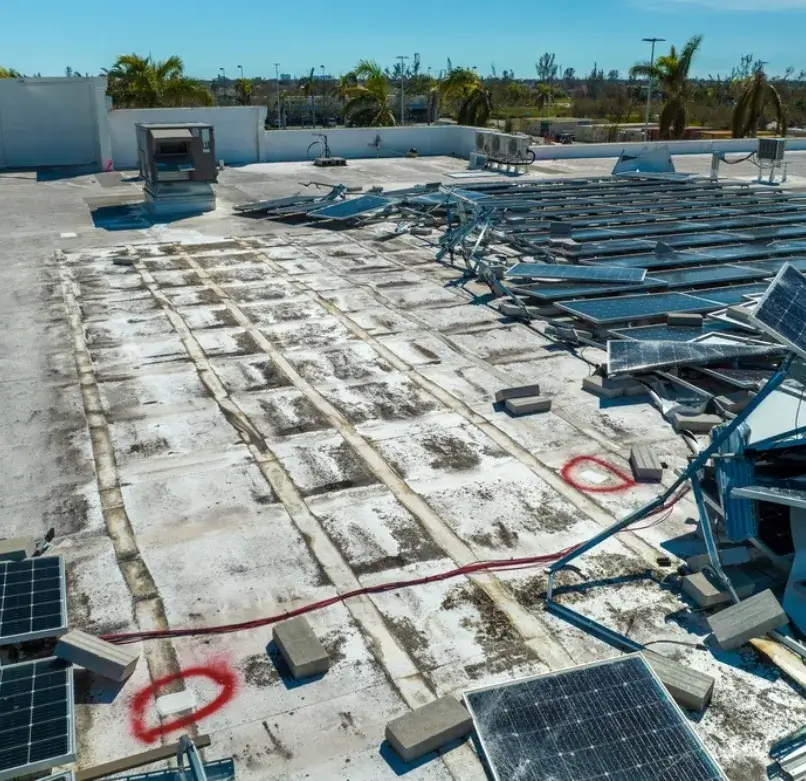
0 77 107 169
259 124 476 162
109 106 265 169
531 138 806 160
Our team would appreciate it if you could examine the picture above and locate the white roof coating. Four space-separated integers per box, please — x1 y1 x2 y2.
3 152 806 780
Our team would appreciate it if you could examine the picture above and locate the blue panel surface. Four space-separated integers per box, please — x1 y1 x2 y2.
611 322 740 341
602 251 707 270
514 280 664 300
0 658 75 781
661 231 752 248
0 557 67 645
557 292 719 324
694 283 770 306
308 194 391 219
464 655 726 781
652 264 770 288
507 262 647 283
752 263 806 358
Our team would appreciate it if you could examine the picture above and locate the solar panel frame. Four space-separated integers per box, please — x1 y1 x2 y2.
0 657 76 781
506 262 647 284
0 557 68 646
307 194 392 220
750 263 806 360
464 654 726 781
732 484 806 510
556 291 722 325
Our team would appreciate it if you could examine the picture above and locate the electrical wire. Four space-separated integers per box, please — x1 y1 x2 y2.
101 486 690 646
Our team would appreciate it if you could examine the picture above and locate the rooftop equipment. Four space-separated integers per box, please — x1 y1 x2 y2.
136 123 217 215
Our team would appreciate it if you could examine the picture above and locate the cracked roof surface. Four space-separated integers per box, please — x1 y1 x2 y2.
3 153 806 780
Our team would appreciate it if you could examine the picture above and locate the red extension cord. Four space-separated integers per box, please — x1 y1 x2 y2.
101 485 690 646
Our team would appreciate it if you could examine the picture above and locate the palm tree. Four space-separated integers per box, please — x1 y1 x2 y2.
298 68 317 127
534 82 554 114
0 67 20 78
105 54 212 108
629 35 703 140
732 70 787 138
440 68 493 127
335 71 357 100
343 60 396 127
234 77 253 106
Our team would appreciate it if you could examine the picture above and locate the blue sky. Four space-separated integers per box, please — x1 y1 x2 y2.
3 0 806 80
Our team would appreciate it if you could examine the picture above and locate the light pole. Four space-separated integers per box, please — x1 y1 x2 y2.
275 63 281 128
641 37 665 142
396 55 409 125
219 68 226 106
238 64 244 79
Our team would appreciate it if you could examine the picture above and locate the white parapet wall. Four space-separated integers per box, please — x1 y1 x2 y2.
259 124 476 162
108 106 266 169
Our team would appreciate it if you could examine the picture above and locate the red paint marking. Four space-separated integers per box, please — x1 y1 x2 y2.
560 455 636 494
130 663 238 744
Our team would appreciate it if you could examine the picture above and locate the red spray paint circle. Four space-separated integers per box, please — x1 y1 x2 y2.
560 455 636 494
130 663 238 744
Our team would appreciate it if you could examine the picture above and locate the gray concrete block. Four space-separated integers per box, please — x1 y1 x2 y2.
494 384 541 403
672 412 723 434
386 696 473 762
504 396 551 416
498 302 530 319
667 312 704 327
642 650 715 712
55 629 140 682
582 375 644 399
273 617 329 679
630 445 663 482
682 568 755 608
707 589 788 650
686 546 751 572
0 537 36 562
715 392 751 414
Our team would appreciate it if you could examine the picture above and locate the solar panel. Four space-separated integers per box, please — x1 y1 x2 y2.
694 284 770 306
0 657 75 781
464 654 726 781
513 280 663 301
0 557 67 645
308 194 392 220
602 251 708 270
695 366 775 389
556 292 720 325
610 323 740 342
660 231 753 248
751 263 806 360
507 263 647 283
652 264 771 288
607 339 783 376
732 484 806 510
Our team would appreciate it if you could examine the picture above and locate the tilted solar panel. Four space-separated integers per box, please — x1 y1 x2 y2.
0 557 68 645
751 263 806 360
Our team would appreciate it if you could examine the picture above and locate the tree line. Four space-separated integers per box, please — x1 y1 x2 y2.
1 41 800 136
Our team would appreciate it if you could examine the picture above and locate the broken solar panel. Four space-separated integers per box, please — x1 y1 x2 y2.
751 263 806 360
0 557 67 645
607 340 783 376
464 655 725 781
0 657 75 781
732 484 806 510
506 262 647 284
308 194 391 220
556 291 720 325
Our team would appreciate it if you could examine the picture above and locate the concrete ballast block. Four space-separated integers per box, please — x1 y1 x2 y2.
672 412 723 434
54 629 140 682
504 396 552 416
630 445 663 482
642 650 715 712
583 375 644 399
386 696 473 762
0 537 36 562
707 589 788 650
273 617 330 679
686 546 752 572
682 568 755 608
495 384 541 403
667 312 704 327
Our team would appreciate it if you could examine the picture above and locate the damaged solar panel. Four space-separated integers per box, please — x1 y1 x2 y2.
507 262 647 283
607 339 784 376
751 263 806 359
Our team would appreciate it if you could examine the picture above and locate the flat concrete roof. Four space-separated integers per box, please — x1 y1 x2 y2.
3 153 806 781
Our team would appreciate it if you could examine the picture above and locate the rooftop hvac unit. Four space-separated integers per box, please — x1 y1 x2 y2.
490 133 504 156
758 138 786 162
506 134 520 158
475 131 492 153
